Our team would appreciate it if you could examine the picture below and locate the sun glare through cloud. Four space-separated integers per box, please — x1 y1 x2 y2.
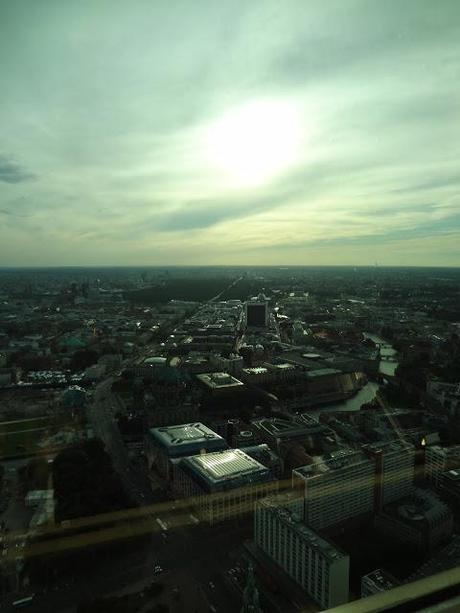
203 98 305 188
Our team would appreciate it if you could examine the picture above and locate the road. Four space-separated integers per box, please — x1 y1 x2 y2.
86 377 154 507
85 273 244 506
1 512 252 613
0 274 249 611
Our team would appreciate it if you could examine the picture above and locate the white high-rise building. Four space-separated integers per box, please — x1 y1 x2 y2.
293 450 375 530
255 493 349 609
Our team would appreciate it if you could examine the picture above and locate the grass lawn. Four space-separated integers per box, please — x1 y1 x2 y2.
0 415 75 458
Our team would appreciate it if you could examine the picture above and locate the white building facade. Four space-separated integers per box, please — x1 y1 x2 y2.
293 450 375 530
255 494 349 609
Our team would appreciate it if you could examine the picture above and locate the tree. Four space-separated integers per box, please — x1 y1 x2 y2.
146 582 164 598
18 458 49 491
71 349 99 372
53 438 132 522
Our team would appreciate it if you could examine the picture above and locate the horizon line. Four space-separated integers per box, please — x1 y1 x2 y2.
1 264 459 270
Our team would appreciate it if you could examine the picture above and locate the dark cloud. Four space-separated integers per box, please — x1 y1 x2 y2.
0 155 34 183
153 168 326 232
150 152 422 233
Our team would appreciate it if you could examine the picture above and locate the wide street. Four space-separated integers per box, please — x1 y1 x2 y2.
1 507 253 612
0 275 254 612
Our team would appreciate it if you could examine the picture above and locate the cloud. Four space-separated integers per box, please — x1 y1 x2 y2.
0 1 459 265
0 154 34 184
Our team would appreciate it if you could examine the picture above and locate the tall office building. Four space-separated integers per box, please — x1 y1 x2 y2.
293 450 375 530
245 295 269 328
425 445 460 487
364 440 415 509
255 493 349 609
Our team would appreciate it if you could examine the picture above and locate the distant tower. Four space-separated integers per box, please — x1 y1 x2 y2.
245 294 269 328
241 563 262 613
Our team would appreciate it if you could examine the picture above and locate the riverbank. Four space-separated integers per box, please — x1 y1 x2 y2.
309 333 399 414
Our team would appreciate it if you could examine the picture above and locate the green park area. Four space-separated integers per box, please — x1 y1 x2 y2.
0 416 53 459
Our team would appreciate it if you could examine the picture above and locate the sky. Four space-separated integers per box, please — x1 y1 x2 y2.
0 0 459 267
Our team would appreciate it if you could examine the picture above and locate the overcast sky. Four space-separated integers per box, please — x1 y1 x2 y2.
1 0 459 266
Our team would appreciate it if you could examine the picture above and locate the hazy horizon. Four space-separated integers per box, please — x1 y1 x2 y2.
1 264 460 272
1 0 459 267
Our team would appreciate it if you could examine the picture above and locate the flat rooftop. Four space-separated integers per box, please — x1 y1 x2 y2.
147 423 227 456
306 368 342 378
362 569 399 591
294 449 372 479
443 469 460 483
180 448 270 491
363 440 414 455
196 372 244 390
252 417 312 439
243 367 268 375
270 362 296 370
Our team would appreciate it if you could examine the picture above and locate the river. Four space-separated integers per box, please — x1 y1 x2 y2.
364 332 399 377
309 333 398 414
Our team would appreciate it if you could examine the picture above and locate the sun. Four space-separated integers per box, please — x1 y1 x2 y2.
204 98 304 188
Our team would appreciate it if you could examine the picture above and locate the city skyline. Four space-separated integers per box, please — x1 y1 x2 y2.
1 0 460 267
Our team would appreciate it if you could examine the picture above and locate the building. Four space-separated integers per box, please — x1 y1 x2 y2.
374 488 453 553
361 569 400 598
426 380 460 417
242 444 283 479
408 535 460 582
195 371 245 396
245 296 269 328
304 368 360 406
255 493 349 609
363 440 415 509
271 356 365 408
0 368 13 386
251 417 313 456
293 449 375 530
210 353 244 375
438 468 460 510
25 489 54 509
425 445 460 487
174 448 274 524
134 356 168 379
240 362 299 385
145 422 227 479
